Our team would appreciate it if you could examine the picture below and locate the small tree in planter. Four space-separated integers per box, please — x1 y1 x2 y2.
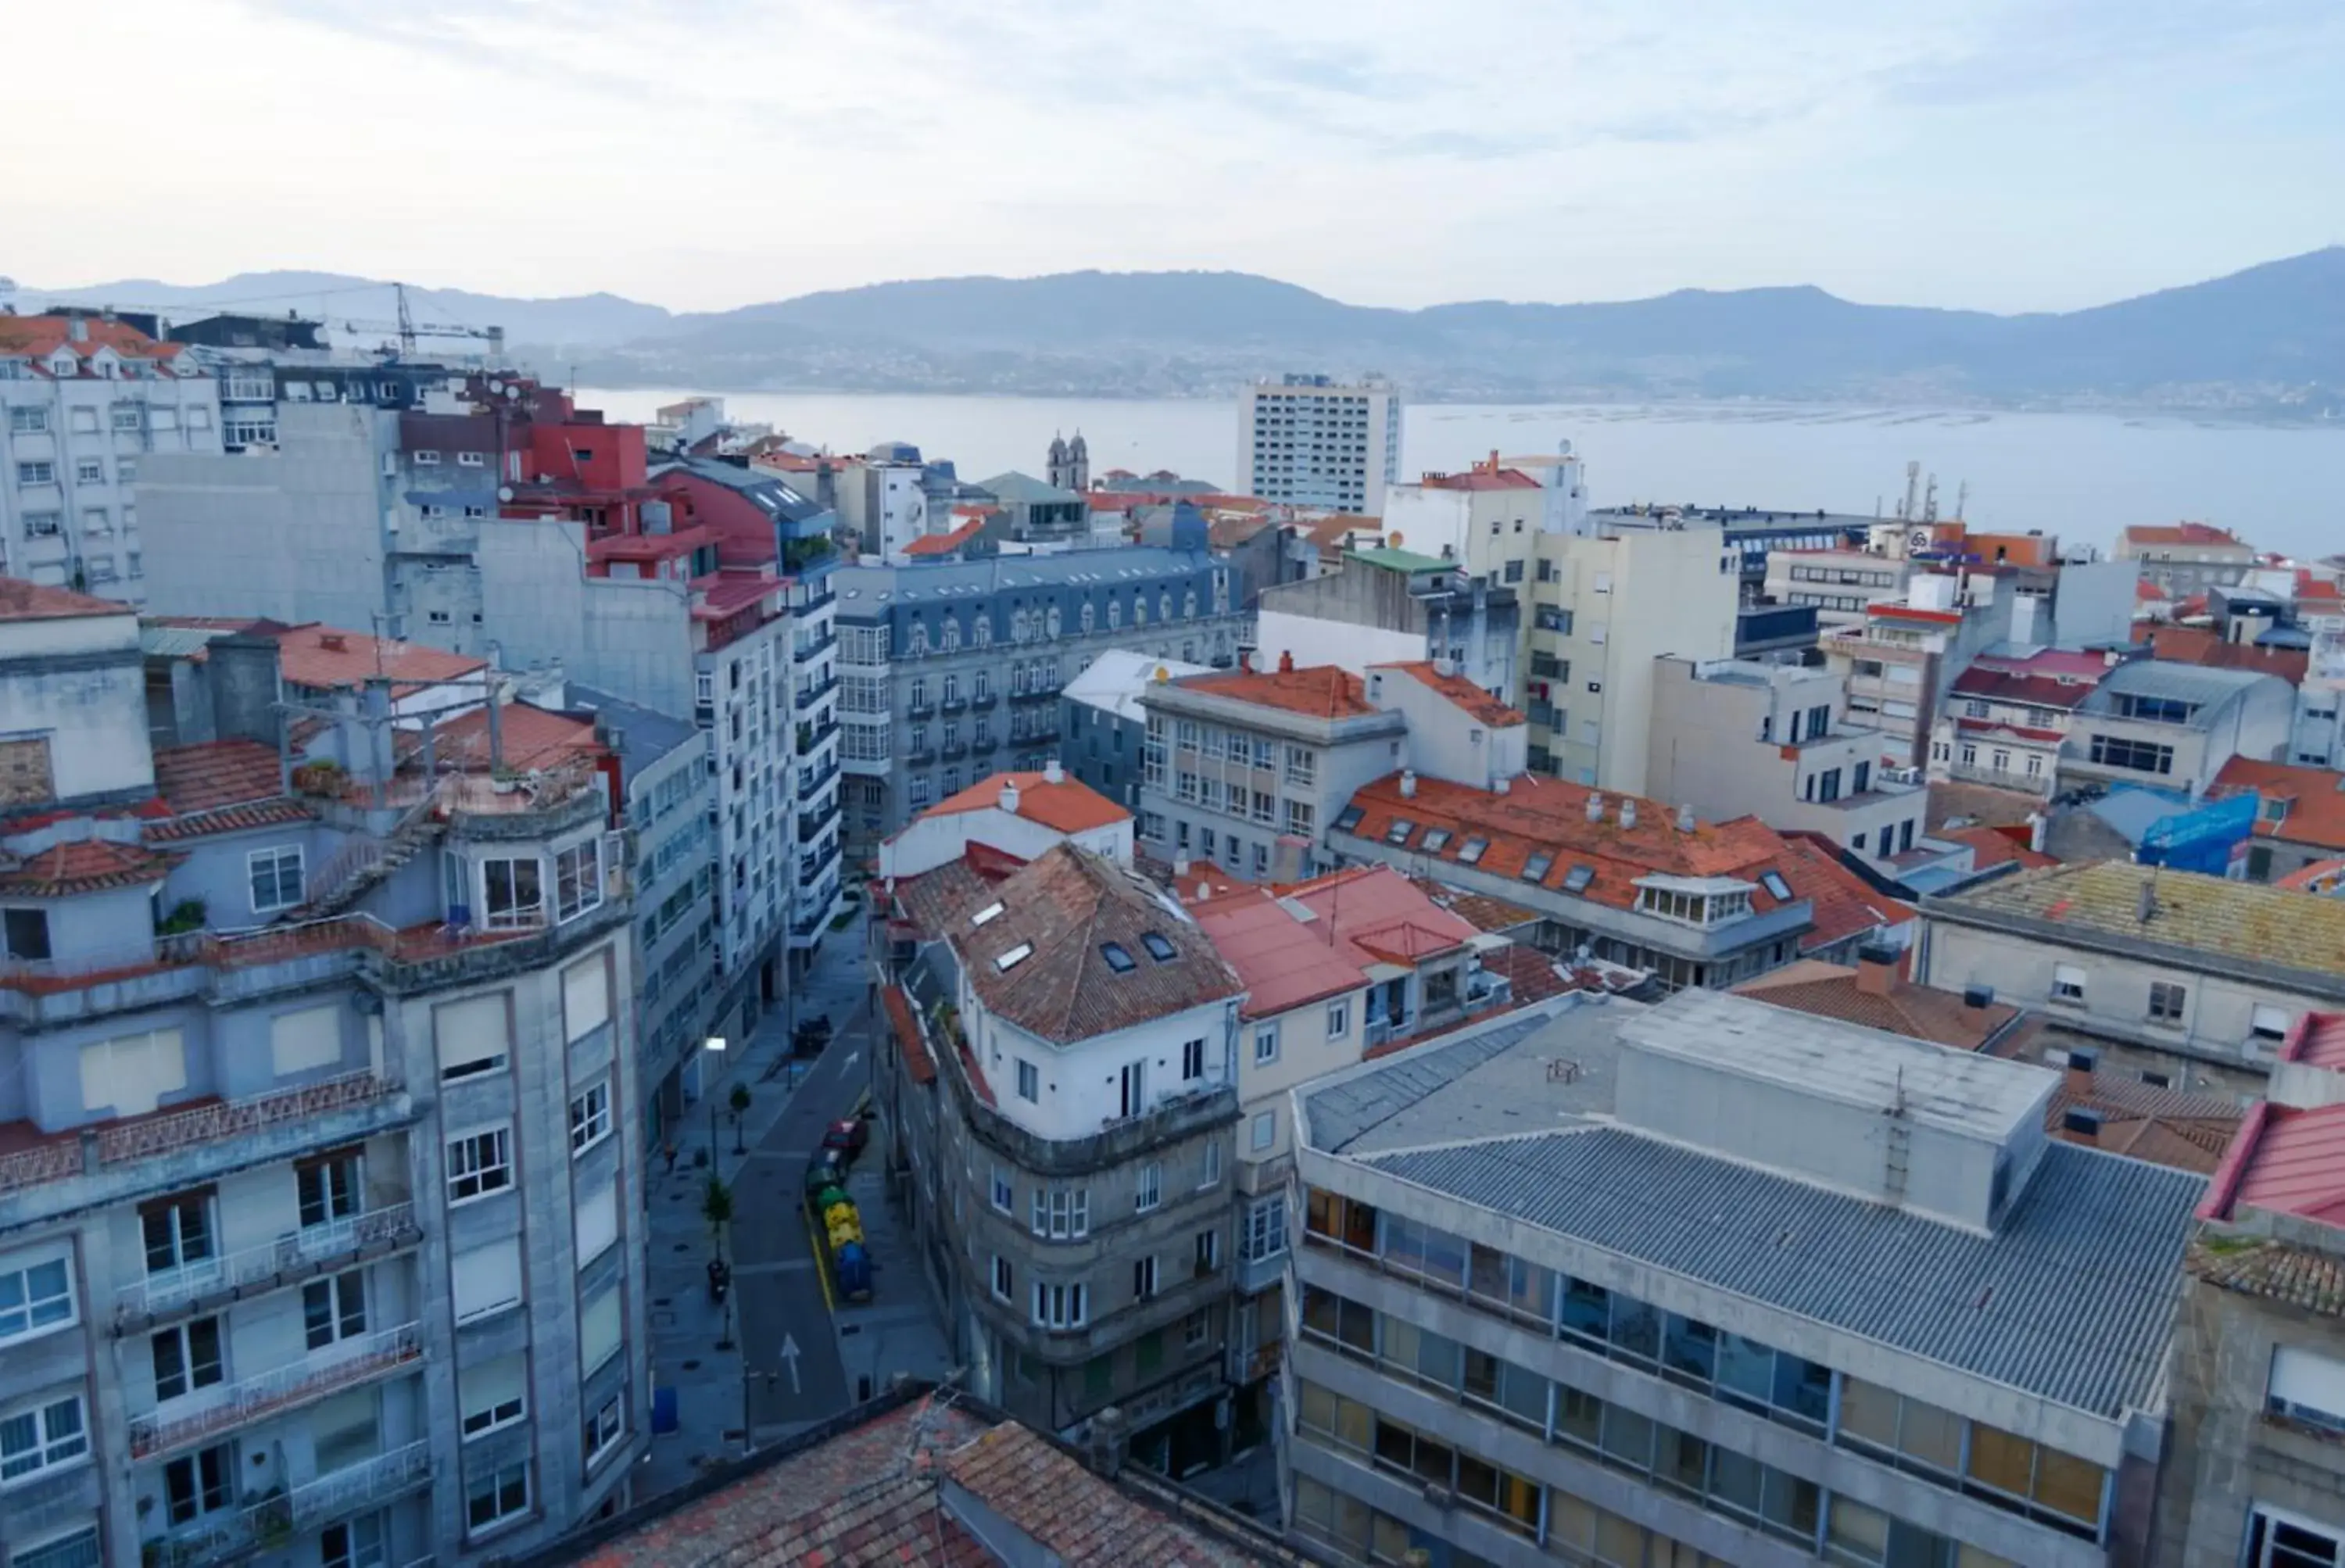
729 1082 752 1155
701 1175 734 1264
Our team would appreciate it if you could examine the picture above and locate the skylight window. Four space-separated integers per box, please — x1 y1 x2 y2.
1101 942 1137 973
1562 865 1595 893
1421 828 1452 854
972 902 1006 927
995 943 1033 972
1759 871 1792 901
1386 818 1416 847
1458 836 1488 865
1140 932 1177 963
1522 852 1555 882
1334 805 1365 833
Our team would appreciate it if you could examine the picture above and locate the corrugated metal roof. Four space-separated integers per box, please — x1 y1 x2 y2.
141 623 238 659
1360 1130 2200 1416
1304 1010 1559 1152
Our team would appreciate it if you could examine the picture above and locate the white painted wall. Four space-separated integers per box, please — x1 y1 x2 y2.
971 999 1236 1142
879 804 1131 880
1254 609 1426 679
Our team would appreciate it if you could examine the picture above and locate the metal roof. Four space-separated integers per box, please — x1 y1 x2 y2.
2082 657 2286 725
1303 1008 1568 1153
1360 1128 2200 1417
834 548 1219 611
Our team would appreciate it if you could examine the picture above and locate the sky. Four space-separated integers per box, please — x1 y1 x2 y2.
13 0 2343 316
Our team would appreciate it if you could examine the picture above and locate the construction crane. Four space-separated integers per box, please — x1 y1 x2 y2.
338 282 505 363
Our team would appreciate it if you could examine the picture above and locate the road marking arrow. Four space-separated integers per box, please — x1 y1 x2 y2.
779 1333 802 1395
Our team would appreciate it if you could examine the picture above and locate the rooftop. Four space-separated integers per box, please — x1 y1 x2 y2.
151 739 285 818
0 838 181 897
265 623 487 696
923 769 1130 836
2139 625 2308 686
564 684 703 776
1192 866 1481 1020
1373 660 1526 727
1172 663 1377 721
2212 756 2345 850
2124 522 2249 550
1736 956 2023 1051
1301 997 2203 1418
834 547 1215 611
1924 861 2345 989
0 314 188 369
893 844 1240 1046
902 517 990 557
1060 649 1211 725
1343 546 1451 575
977 471 1085 507
0 578 134 623
422 703 601 775
1933 824 2058 875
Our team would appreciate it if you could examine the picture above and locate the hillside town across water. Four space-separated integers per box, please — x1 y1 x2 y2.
3 313 2344 1568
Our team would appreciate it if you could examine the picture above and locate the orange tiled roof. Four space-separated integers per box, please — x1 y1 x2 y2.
924 771 1130 835
1737 958 2021 1050
423 704 601 773
2279 857 2345 893
1935 823 2058 872
1193 865 1479 1018
1377 661 1526 726
271 624 487 695
1778 836 1914 952
0 578 130 622
2144 624 2307 685
880 984 935 1087
152 739 283 815
904 517 988 557
0 839 181 897
2125 522 2247 549
0 315 185 363
1179 664 1374 719
2214 757 2345 852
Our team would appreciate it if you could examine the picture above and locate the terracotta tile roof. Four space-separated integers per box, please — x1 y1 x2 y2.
2045 1076 2239 1173
1298 514 1385 553
1193 866 1478 1018
1947 666 2100 708
0 315 186 365
2219 1101 2345 1227
904 517 990 557
2125 522 2247 549
896 845 1241 1045
1930 860 2345 980
0 838 181 896
2136 578 2171 603
2212 757 2345 852
2186 1237 2345 1317
923 771 1130 835
1404 876 1540 934
152 739 283 814
882 984 936 1086
1376 661 1526 726
1420 466 1539 492
1176 664 1374 719
421 703 602 773
271 624 486 695
1935 824 2057 872
1952 717 2065 744
2282 1012 2345 1072
1208 514 1276 550
2279 856 2345 893
0 577 131 622
1736 958 2020 1049
2145 624 2307 685
1156 858 1259 905
1778 838 1914 953
940 1421 1270 1568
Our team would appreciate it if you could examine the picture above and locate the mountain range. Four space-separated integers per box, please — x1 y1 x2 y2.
25 249 2345 411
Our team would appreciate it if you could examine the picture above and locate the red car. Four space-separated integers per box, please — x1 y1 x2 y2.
821 1117 869 1162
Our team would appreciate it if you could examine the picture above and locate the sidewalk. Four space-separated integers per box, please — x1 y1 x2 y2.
634 928 871 1502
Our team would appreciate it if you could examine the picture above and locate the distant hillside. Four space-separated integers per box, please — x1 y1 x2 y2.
29 252 2345 411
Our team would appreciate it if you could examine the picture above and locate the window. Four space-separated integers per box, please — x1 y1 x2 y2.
1283 799 1315 837
413 449 442 466
1195 1228 1222 1271
2149 982 2186 1022
1242 1195 1288 1262
461 1354 526 1440
482 855 544 929
990 1167 1014 1213
16 461 55 486
1251 1109 1276 1151
1253 1023 1280 1065
458 449 486 467
2088 734 2174 775
0 1394 88 1486
13 1527 101 1568
453 1237 523 1323
1031 1187 1089 1240
569 1079 611 1154
2247 1508 2343 1568
1015 1060 1040 1101
304 1272 367 1348
0 1250 73 1344
20 511 59 540
990 1255 1014 1301
1031 1280 1087 1330
465 1460 531 1533
270 1004 341 1077
2052 965 2086 1004
580 1287 622 1375
585 1395 624 1465
436 993 510 1083
73 458 102 484
2254 1005 2293 1043
1284 746 1316 786
575 1182 618 1263
1326 1000 1350 1039
2269 1346 2345 1434
8 407 47 433
163 1443 231 1522
1135 1162 1162 1213
447 1126 513 1203
142 1191 214 1275
1133 1255 1159 1300
1201 1138 1221 1187
555 839 603 922
152 1317 224 1400
1185 1308 1211 1349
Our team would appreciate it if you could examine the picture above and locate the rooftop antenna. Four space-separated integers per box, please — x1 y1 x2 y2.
1898 461 1921 523
1953 479 1970 521
393 281 417 359
1921 474 1940 524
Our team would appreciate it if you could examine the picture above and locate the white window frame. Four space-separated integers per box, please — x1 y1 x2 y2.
989 1167 1013 1214
1015 1059 1039 1102
464 1460 531 1535
1326 1000 1350 1040
446 1126 514 1205
585 1394 624 1466
303 1270 367 1349
1253 1023 1280 1065
457 450 487 467
554 838 603 924
1030 1280 1087 1331
568 1080 611 1155
1030 1187 1089 1240
1134 1162 1162 1214
412 449 442 466
1241 1194 1289 1262
1251 1109 1277 1152
0 1247 76 1344
1201 1138 1222 1189
460 1353 528 1441
0 1392 89 1485
1181 1038 1205 1080
246 844 306 915
2051 964 2087 1003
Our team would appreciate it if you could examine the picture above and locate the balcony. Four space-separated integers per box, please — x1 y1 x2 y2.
119 1201 421 1327
797 798 843 842
796 672 840 707
905 748 936 768
940 694 968 715
969 692 997 711
1008 686 1058 706
792 628 837 664
940 743 968 762
1235 1244 1288 1296
149 1439 431 1567
905 700 936 721
130 1322 424 1459
970 736 999 755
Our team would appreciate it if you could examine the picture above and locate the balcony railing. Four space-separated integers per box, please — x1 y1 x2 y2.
792 628 837 664
130 1322 424 1459
120 1202 420 1323
0 1069 402 1198
151 1440 431 1567
797 800 843 841
905 700 936 721
970 736 999 754
969 692 997 711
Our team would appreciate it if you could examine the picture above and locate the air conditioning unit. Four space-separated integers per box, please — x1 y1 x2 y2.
1423 1484 1455 1511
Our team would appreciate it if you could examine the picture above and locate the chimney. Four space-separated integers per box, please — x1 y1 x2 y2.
999 779 1021 816
1676 803 1695 833
2061 1106 2103 1145
318 632 347 653
1493 774 1512 795
1398 769 1417 800
1173 855 1190 876
1044 758 1064 785
1278 649 1294 674
1084 1407 1126 1480
1855 946 1897 997
2136 878 2158 925
2064 1048 2097 1100
1586 793 1604 824
67 317 88 343
1619 799 1638 831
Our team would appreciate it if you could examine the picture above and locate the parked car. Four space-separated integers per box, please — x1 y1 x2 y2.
821 1116 868 1163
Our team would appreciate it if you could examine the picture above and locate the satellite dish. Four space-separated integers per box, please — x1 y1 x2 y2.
487 379 505 394
496 485 514 503
505 386 520 400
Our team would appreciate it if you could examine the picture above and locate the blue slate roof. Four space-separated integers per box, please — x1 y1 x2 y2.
565 684 701 781
1359 1129 2200 1418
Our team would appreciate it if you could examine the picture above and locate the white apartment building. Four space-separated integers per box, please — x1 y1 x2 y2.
0 314 223 596
1237 374 1401 515
1763 545 1914 628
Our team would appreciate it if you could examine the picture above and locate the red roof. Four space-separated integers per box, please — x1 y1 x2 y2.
1948 666 2098 710
923 770 1130 835
903 517 988 557
2136 578 2170 603
2125 522 2246 549
1936 823 2057 873
2279 857 2345 893
1867 601 1963 625
1193 865 1479 1018
588 525 717 563
272 625 486 695
2283 1012 2345 1074
2146 625 2308 685
1953 718 2066 744
0 578 131 623
152 739 285 814
1776 836 1914 953
1377 661 1526 726
2223 1103 2345 1226
2213 757 2345 851
0 839 181 897
1421 467 1538 492
1179 664 1375 719
0 315 187 366
424 704 602 774
690 571 778 620
881 985 935 1087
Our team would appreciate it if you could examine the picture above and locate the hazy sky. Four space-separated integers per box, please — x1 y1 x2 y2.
16 0 2343 314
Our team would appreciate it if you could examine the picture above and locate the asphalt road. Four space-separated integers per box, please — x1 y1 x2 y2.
731 1005 869 1437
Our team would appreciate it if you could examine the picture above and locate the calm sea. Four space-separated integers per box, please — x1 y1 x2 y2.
579 388 2345 560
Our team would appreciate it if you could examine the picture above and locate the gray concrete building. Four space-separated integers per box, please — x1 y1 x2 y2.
1915 859 2345 1101
0 585 646 1568
2154 1013 2345 1566
2060 660 2295 798
872 843 1243 1470
1060 649 1208 814
833 549 1248 859
1287 988 2200 1568
1254 547 1521 704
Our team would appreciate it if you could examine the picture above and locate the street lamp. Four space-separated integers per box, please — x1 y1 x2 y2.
704 1036 727 1171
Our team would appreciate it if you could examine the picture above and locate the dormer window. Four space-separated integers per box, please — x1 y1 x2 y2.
1101 942 1136 974
1636 879 1754 927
